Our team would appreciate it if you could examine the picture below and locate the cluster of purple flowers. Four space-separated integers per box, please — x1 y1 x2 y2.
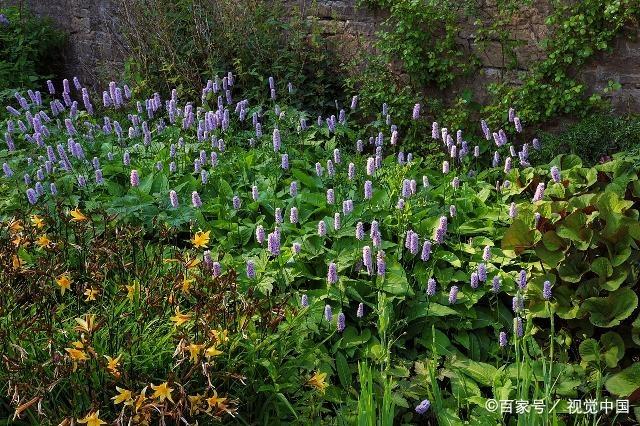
1 69 560 354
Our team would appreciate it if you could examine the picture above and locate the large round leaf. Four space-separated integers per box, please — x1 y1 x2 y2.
581 288 638 328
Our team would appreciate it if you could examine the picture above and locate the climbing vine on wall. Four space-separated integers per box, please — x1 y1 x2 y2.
483 0 640 127
356 0 640 136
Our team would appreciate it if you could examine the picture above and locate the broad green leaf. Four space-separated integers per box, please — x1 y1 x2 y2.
605 363 640 397
335 351 351 389
433 250 462 267
590 257 613 279
501 219 534 254
600 332 624 368
581 288 638 328
579 339 599 363
406 302 459 320
449 358 498 386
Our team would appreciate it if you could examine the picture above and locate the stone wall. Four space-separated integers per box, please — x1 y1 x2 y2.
0 0 124 87
2 0 639 113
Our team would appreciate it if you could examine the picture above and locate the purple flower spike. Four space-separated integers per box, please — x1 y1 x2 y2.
301 294 309 307
318 220 327 236
256 225 266 244
26 188 38 205
212 262 222 277
470 272 479 289
499 331 508 347
130 170 140 187
421 240 432 261
357 303 364 318
448 286 459 305
483 245 491 262
515 317 524 337
324 305 333 321
492 276 501 293
551 166 561 183
376 250 386 276
267 231 281 256
272 128 281 152
543 280 552 300
328 262 338 284
533 183 545 202
412 103 420 120
427 278 437 296
337 313 346 332
169 190 179 208
326 188 335 204
518 269 527 289
192 191 202 208
364 181 373 200
477 263 487 282
246 260 256 279
415 399 431 415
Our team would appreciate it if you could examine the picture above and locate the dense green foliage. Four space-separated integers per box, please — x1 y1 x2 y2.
118 0 342 114
353 0 640 143
0 6 65 108
534 114 640 166
1 75 639 424
484 0 640 126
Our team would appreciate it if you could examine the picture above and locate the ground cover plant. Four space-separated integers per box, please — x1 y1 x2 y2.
0 74 639 425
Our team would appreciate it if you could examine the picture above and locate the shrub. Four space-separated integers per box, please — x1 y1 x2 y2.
533 114 640 166
0 6 65 108
117 0 342 115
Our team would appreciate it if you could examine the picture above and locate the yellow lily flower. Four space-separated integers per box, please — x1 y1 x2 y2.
212 328 229 344
105 354 122 377
69 208 88 222
182 275 195 293
30 215 45 229
84 288 99 302
188 393 205 414
206 389 227 410
125 281 139 302
112 387 133 405
186 343 204 362
170 308 192 327
190 230 210 249
56 274 71 295
65 347 89 371
77 410 106 426
35 235 52 248
307 371 328 393
150 382 174 403
205 345 223 359
74 314 97 334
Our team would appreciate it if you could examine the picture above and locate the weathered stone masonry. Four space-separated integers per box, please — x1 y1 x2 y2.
2 0 639 113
